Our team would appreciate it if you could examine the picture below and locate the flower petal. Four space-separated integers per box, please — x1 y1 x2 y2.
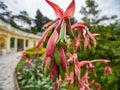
91 80 101 90
50 60 58 80
72 22 85 30
59 46 66 71
64 0 75 18
53 79 61 90
36 23 56 48
84 36 89 49
86 30 97 47
75 64 80 81
78 61 89 68
46 0 64 18
43 21 55 28
45 30 58 61
104 65 112 75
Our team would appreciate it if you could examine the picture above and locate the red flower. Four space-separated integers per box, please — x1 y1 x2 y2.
104 65 112 75
91 80 101 90
36 22 57 48
78 61 90 68
72 22 98 49
59 46 67 71
53 79 61 90
71 22 85 30
75 64 81 81
46 0 75 19
65 72 74 84
50 60 58 80
42 30 59 70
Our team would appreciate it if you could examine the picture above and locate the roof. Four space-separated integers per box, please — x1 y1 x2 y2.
0 19 40 39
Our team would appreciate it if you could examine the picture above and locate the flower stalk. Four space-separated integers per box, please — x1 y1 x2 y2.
36 0 112 90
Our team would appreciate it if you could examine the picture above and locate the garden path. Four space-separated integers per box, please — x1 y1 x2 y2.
0 52 22 90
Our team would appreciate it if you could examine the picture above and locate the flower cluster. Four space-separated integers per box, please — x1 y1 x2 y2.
36 0 112 90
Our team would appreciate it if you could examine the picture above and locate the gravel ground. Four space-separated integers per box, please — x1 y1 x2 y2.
0 52 22 90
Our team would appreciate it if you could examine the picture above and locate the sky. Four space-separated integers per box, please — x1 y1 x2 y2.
1 0 120 21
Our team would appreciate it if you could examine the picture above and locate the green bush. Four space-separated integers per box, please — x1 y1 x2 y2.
15 46 54 90
23 46 46 59
16 59 54 90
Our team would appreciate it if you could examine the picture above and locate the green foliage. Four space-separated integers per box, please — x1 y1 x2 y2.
73 23 120 90
16 60 25 72
16 59 53 90
12 15 31 25
80 0 117 29
79 0 120 89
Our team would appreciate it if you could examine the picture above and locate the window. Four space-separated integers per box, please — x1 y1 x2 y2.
10 38 15 48
26 40 28 47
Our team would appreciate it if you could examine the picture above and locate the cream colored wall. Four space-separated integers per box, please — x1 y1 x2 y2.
0 21 40 54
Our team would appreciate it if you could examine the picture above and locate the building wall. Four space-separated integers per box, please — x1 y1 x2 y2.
0 19 40 55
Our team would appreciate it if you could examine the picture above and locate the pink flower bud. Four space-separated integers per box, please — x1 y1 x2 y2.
45 30 58 59
59 46 66 71
104 65 112 75
78 61 89 68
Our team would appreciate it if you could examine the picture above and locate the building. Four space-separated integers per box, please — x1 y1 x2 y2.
0 19 40 55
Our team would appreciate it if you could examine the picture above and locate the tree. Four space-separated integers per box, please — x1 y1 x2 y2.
0 1 12 22
12 11 31 26
0 1 7 10
80 0 117 29
10 11 32 32
34 9 51 33
71 17 77 25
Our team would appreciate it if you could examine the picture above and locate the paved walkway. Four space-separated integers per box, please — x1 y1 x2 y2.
0 52 22 90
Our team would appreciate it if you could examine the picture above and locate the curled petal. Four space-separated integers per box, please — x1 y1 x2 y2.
67 52 73 62
81 69 88 82
43 20 56 28
66 35 70 39
53 79 61 90
91 80 101 90
67 52 73 58
59 46 66 71
76 39 80 48
71 22 85 30
104 65 112 75
92 33 100 37
68 53 77 63
101 59 110 64
87 63 95 69
65 72 74 84
68 55 74 62
46 0 64 18
79 69 90 90
90 59 110 64
86 30 97 47
78 61 89 68
76 31 82 48
84 36 89 49
64 0 75 18
75 64 80 81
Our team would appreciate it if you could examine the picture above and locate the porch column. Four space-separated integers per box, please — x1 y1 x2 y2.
6 35 11 53
23 39 26 50
28 39 33 48
14 38 17 51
